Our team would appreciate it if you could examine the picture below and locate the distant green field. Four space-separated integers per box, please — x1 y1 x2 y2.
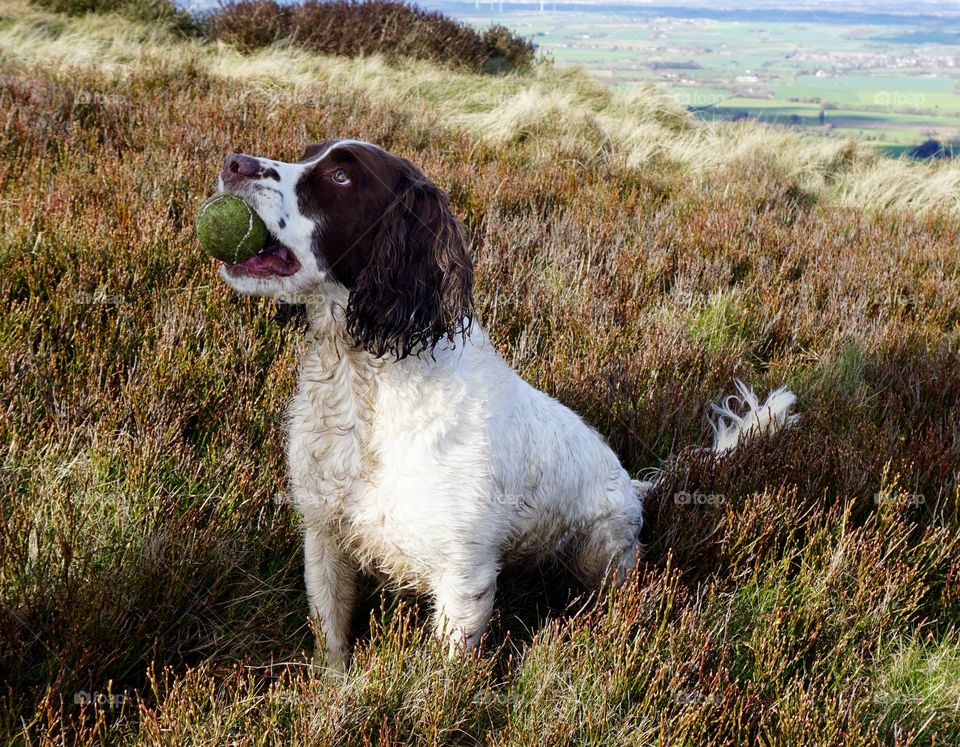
442 4 960 152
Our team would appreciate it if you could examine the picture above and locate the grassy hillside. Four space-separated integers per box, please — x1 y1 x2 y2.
1 0 959 743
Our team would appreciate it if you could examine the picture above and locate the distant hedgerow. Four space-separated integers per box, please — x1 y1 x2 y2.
205 0 536 73
30 0 201 34
26 0 534 73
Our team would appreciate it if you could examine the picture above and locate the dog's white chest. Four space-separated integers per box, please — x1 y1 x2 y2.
287 333 469 588
286 333 375 520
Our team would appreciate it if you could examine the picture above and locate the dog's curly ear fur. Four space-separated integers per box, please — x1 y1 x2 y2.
346 169 473 359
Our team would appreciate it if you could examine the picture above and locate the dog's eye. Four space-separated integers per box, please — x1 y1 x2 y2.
331 168 349 185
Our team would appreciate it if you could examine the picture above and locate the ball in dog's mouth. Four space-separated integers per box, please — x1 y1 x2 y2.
196 193 300 277
196 192 268 263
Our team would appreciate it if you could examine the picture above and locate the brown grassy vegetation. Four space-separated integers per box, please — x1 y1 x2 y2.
206 0 535 73
0 1 959 744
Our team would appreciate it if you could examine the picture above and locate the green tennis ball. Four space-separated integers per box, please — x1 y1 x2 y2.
195 193 269 264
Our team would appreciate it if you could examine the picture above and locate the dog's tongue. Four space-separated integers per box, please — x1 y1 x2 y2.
230 244 300 277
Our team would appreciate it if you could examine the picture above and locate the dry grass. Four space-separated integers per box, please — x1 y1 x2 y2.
1 1 959 744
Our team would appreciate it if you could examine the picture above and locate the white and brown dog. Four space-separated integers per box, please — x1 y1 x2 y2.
216 140 796 670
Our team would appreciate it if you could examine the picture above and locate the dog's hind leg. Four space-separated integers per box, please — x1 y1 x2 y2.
573 480 650 587
573 521 643 588
303 524 359 672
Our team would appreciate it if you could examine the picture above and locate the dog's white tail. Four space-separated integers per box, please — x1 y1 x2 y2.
709 379 798 454
632 380 797 499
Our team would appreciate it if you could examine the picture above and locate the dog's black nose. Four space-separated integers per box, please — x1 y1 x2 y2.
224 152 261 177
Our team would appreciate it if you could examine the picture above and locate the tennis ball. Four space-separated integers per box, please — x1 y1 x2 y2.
195 193 269 264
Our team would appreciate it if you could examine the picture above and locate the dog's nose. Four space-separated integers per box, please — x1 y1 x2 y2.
223 152 261 178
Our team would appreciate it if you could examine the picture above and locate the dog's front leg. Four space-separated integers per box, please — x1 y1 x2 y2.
303 524 358 671
430 564 499 657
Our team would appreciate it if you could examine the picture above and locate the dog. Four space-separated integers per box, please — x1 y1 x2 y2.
215 139 796 670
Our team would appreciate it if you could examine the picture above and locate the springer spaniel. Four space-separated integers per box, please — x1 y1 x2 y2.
216 140 796 670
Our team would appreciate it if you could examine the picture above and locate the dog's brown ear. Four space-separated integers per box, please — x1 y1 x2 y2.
346 168 473 359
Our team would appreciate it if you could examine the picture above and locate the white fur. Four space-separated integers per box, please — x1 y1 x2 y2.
219 144 798 670
711 380 798 453
284 296 644 665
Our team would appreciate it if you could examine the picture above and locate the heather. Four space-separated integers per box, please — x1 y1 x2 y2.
1 0 958 743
